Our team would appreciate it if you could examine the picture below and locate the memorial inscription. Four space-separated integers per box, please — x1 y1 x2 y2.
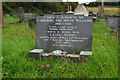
36 14 93 54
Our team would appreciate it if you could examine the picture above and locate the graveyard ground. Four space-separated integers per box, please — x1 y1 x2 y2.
2 16 118 78
88 7 119 15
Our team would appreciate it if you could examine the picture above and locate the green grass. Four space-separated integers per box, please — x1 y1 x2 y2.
2 16 118 78
88 7 119 15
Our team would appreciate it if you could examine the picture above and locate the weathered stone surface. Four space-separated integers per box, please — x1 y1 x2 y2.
80 51 92 55
107 17 119 29
74 5 89 16
36 14 92 54
29 49 44 60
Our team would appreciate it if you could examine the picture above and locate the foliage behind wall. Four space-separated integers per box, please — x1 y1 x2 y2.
2 2 78 15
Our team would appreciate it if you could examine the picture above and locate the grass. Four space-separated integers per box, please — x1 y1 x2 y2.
1 15 118 78
88 7 119 15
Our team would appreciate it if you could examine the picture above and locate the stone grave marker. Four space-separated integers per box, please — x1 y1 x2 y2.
74 5 89 16
107 17 119 29
35 14 92 54
107 16 120 37
16 7 37 23
18 7 24 14
17 7 25 22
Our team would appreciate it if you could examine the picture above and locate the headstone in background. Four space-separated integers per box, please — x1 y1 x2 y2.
101 0 105 17
107 16 120 37
107 17 119 29
97 0 105 17
36 14 93 54
15 7 38 23
18 7 24 14
74 5 89 16
17 7 25 22
97 5 102 17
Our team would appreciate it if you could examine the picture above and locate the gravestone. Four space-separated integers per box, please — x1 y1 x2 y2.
97 5 102 17
97 0 105 17
18 7 24 14
35 14 93 54
17 7 25 22
107 16 120 37
107 17 119 29
16 7 37 23
74 5 89 16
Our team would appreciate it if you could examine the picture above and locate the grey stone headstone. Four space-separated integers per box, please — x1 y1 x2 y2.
107 17 119 29
36 14 93 54
17 7 25 22
18 7 24 13
17 7 25 18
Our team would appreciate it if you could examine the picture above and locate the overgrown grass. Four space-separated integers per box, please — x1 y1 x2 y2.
88 7 119 15
2 16 118 78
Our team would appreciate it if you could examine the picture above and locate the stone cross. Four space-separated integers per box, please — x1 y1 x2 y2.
101 0 105 17
97 0 105 17
97 5 101 17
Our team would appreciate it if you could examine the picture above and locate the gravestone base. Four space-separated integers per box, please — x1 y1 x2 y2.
66 54 80 63
41 53 50 60
29 49 44 60
29 49 92 63
79 51 92 62
80 51 92 55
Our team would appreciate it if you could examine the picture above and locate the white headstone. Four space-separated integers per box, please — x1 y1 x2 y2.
74 5 89 16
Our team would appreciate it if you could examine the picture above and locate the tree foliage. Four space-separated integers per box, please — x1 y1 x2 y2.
2 2 78 15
